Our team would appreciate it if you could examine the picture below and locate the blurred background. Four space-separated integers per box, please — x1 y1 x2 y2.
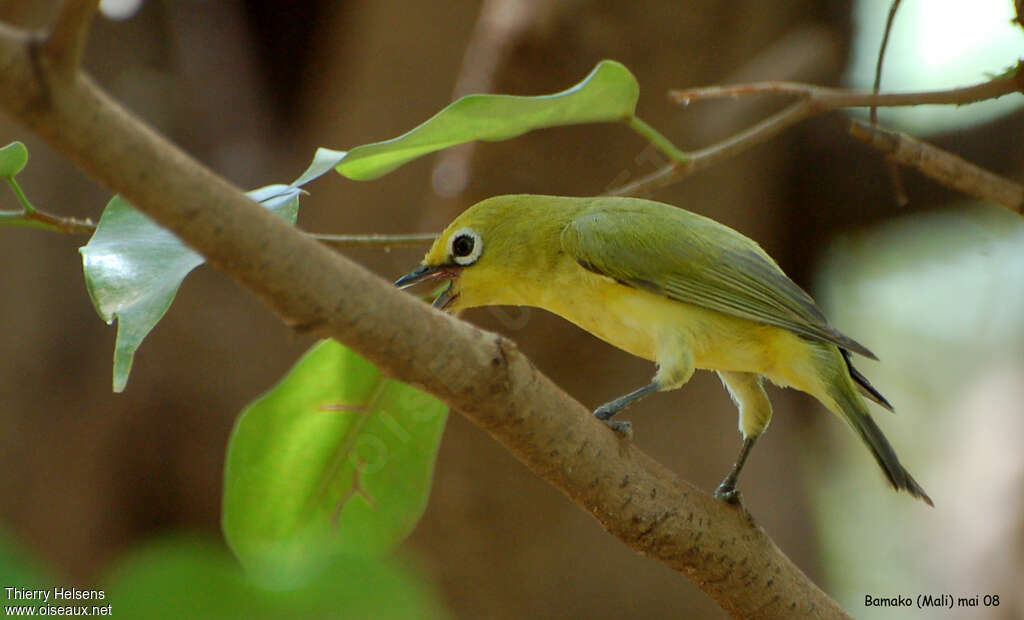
1 0 1022 617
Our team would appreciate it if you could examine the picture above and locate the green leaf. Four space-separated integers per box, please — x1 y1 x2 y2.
80 186 300 392
0 528 50 608
329 59 639 181
292 147 347 187
104 535 448 619
0 141 28 177
222 340 448 584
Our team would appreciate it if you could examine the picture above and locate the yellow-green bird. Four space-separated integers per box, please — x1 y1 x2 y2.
396 195 932 505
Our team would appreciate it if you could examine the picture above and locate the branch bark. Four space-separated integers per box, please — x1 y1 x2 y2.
849 120 1024 213
0 20 848 618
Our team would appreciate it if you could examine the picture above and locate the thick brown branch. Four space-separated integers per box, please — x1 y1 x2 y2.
0 21 850 618
849 120 1024 213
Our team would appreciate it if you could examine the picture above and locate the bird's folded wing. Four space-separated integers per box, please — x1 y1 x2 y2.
560 202 876 359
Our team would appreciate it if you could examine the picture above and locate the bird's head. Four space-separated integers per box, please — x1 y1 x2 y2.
395 195 582 310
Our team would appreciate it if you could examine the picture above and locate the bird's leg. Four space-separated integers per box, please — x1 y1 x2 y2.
714 437 757 503
714 372 771 504
592 382 660 438
596 344 694 439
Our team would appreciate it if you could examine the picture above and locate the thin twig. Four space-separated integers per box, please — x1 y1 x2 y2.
643 69 1024 203
684 100 815 175
1 175 95 233
0 208 95 233
849 120 1024 213
311 232 437 248
669 71 1024 109
872 0 902 124
0 206 434 246
42 0 100 73
605 162 681 197
873 0 908 205
609 101 814 196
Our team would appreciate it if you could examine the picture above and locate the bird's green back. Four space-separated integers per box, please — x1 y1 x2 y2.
559 197 876 359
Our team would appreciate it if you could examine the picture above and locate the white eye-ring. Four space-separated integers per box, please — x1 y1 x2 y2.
449 227 483 266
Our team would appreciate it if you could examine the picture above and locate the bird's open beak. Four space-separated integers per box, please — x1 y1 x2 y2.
394 264 462 310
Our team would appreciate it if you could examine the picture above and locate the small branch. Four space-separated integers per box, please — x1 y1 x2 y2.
872 0 902 124
849 120 1024 214
0 208 433 246
669 70 1024 109
609 101 814 196
606 162 681 197
873 0 908 205
42 0 100 73
311 232 437 249
626 70 1024 198
684 101 815 175
0 208 95 233
1 175 95 233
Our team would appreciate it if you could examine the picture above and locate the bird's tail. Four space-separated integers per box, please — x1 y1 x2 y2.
821 353 933 506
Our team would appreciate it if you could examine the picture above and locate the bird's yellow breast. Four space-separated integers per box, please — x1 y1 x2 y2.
455 259 813 384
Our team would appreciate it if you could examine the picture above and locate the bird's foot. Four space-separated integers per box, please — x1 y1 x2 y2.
713 480 742 504
593 414 633 439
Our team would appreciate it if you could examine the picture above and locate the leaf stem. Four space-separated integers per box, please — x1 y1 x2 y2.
626 115 690 163
6 175 35 213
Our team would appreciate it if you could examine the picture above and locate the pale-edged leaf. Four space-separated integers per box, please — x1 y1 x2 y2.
328 59 638 181
80 186 300 392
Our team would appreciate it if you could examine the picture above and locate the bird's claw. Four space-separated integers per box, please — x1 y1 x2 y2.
713 482 742 504
601 418 633 439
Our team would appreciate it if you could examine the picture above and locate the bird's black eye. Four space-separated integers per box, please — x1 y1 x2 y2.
452 234 474 257
448 227 483 266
